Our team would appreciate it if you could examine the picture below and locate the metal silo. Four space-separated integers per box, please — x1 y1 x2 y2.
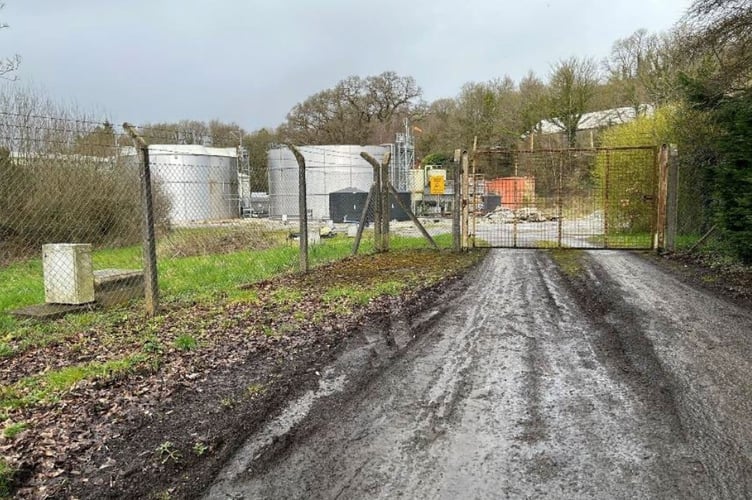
147 145 239 223
268 145 391 219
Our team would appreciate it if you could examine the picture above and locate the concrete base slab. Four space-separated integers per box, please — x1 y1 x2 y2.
10 269 144 321
94 269 144 308
10 302 96 320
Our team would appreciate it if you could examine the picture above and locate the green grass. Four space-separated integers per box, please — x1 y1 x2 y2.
676 234 702 251
174 334 198 351
322 279 410 311
0 258 45 316
0 353 150 411
533 240 564 249
548 249 586 277
0 231 456 360
322 286 374 308
2 421 28 439
0 231 446 314
0 311 118 360
270 287 304 305
372 280 404 296
0 458 13 499
586 232 654 249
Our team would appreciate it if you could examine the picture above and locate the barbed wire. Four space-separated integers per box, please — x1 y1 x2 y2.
0 110 113 127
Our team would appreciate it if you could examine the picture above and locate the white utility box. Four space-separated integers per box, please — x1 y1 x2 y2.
308 227 321 246
42 243 95 304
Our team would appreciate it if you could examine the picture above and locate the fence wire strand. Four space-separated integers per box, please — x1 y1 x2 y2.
1 119 446 321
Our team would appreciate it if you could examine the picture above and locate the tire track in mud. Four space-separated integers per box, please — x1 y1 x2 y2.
553 252 685 437
205 250 718 499
586 251 752 499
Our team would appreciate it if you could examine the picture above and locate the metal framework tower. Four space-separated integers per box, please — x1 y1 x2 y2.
390 119 414 192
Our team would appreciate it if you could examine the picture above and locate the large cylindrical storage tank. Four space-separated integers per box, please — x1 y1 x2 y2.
268 145 390 220
147 145 239 223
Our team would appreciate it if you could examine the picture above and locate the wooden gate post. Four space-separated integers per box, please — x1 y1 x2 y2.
656 144 669 251
453 149 463 253
461 151 470 250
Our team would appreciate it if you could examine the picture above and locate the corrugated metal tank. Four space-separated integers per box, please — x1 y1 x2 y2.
268 145 391 219
146 145 239 223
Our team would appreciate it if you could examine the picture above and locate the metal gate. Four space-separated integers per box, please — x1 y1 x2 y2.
467 147 658 249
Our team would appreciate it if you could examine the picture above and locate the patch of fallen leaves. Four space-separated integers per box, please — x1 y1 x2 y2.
0 249 483 497
659 251 752 307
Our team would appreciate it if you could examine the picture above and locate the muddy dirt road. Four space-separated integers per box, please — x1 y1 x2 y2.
205 250 752 499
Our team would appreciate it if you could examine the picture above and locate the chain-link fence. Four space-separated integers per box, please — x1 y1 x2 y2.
0 112 147 319
674 147 714 249
0 116 444 324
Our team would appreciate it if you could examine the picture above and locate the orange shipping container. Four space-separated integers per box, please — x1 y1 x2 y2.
485 177 535 209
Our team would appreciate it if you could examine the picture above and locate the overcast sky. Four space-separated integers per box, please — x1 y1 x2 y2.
3 0 692 131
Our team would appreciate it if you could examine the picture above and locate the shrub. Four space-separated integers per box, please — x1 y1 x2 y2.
0 150 171 258
595 108 677 233
0 86 170 262
712 93 752 263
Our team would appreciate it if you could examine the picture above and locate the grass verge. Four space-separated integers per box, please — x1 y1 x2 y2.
0 232 474 415
547 249 586 277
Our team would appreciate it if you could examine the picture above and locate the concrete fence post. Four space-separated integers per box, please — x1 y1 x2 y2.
287 144 309 273
123 122 159 316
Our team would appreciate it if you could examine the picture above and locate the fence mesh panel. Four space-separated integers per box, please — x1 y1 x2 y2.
675 150 712 249
134 127 299 303
472 147 657 249
0 112 144 314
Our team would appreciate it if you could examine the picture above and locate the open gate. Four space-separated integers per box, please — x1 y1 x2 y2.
466 147 659 249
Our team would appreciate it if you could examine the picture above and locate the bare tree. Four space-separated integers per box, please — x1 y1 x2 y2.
139 120 211 145
605 29 687 110
208 119 245 147
414 98 459 157
518 71 548 135
684 0 752 96
453 77 521 148
1 3 20 79
243 127 277 193
547 57 599 147
280 71 422 145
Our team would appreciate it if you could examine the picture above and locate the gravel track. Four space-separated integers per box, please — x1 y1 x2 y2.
205 249 752 499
